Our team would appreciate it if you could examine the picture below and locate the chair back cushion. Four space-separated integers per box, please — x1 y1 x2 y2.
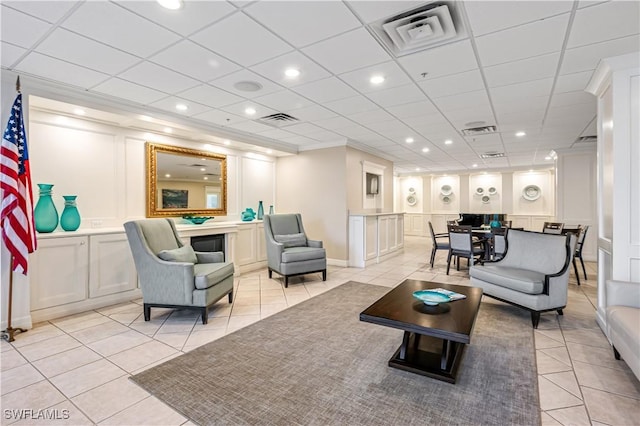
136 219 182 254
501 230 568 274
274 232 307 248
267 214 303 236
158 245 197 263
448 225 473 251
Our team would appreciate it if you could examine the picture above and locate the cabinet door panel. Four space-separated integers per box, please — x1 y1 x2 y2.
236 225 257 266
256 223 266 261
30 236 88 310
89 233 137 298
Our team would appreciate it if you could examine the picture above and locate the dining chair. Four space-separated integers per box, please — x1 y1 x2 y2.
446 225 485 275
500 220 512 228
491 227 508 260
542 222 564 234
573 225 590 284
428 221 450 268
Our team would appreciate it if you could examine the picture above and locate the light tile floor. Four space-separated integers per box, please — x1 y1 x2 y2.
1 236 639 425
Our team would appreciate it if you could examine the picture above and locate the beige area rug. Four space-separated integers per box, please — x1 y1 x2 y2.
131 281 540 425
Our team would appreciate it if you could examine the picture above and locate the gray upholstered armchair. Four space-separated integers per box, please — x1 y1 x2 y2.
469 229 575 328
124 219 234 324
263 214 327 288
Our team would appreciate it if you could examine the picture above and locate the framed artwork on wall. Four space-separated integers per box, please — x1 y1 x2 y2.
162 189 188 208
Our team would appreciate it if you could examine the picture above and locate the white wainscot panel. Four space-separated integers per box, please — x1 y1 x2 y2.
236 224 258 266
89 233 137 298
365 216 378 260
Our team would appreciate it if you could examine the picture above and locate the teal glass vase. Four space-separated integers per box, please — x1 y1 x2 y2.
257 201 264 220
269 205 274 215
34 183 59 233
490 214 501 229
60 195 81 231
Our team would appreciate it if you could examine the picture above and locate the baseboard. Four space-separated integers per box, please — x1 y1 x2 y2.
1 313 33 331
328 258 348 267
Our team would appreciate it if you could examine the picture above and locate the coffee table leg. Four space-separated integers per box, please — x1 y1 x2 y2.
441 339 452 370
399 331 411 360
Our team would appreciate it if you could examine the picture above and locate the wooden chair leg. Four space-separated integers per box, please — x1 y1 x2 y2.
446 251 453 275
268 269 273 278
322 270 327 281
579 256 588 280
557 308 564 315
531 311 541 329
143 304 151 322
201 307 208 325
430 248 436 267
228 291 233 303
284 276 289 288
613 345 621 360
573 258 581 286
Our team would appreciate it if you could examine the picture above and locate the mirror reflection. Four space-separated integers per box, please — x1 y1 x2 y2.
146 142 227 217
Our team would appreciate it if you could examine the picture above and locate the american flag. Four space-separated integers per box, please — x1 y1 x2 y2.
1 93 37 274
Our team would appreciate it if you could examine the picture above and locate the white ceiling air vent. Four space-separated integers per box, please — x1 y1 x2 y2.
368 1 467 57
257 112 299 128
574 135 597 144
480 152 505 159
461 125 498 136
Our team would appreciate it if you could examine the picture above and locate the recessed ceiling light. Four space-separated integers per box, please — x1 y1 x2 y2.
472 164 478 168
370 75 385 85
545 156 552 160
139 115 153 122
74 108 85 115
284 68 300 78
444 139 453 145
405 137 414 143
244 107 257 116
165 174 171 178
223 140 231 145
204 177 209 180
157 0 183 10
200 167 206 172
266 149 273 154
175 103 188 111
422 147 430 153
164 127 172 133
515 131 526 137
234 81 263 92
415 167 420 171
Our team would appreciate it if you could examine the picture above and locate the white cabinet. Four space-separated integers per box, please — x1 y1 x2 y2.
349 213 404 267
30 236 88 310
89 233 137 298
257 223 266 261
235 222 267 272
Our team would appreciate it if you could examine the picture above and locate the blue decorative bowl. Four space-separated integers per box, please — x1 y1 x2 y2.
182 216 213 225
413 290 451 306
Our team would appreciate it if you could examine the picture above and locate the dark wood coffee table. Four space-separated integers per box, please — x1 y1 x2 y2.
360 279 483 383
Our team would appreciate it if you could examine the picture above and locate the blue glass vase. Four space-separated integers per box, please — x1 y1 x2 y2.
60 195 81 231
269 205 274 215
257 201 264 220
490 214 501 229
34 183 59 233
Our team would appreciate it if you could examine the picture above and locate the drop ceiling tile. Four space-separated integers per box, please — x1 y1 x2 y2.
401 112 450 128
35 28 140 75
92 78 167 105
493 96 548 116
176 84 243 109
347 108 395 126
338 61 412 94
433 90 490 112
15 52 109 89
418 69 485 99
334 124 378 139
345 1 423 24
475 14 570 67
192 109 246 127
292 77 359 103
286 104 337 122
550 91 596 108
209 69 282 98
245 1 360 48
484 53 561 88
253 90 313 112
61 2 180 57
149 40 241 83
190 12 292 67
118 62 199 94
445 107 495 129
365 84 426 108
386 100 438 119
313 116 355 131
302 27 390 74
554 71 593 94
568 1 640 48
465 1 572 37
250 51 331 88
219 101 278 120
256 128 297 140
0 6 51 48
3 1 79 23
323 96 378 115
227 120 275 134
280 135 320 145
307 130 344 143
560 35 640 74
116 1 236 36
496 110 545 128
490 79 554 104
283 122 325 136
1 42 26 68
399 40 479 81
149 96 211 117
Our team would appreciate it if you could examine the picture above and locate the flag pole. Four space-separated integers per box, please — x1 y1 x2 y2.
1 76 28 342
1 257 26 342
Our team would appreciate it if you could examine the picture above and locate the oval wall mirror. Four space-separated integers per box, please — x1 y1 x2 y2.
146 142 227 218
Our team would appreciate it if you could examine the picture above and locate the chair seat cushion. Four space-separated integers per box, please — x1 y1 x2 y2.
281 247 326 263
607 305 640 351
193 262 234 290
469 265 545 294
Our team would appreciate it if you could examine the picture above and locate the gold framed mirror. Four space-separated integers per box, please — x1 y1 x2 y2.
146 142 227 217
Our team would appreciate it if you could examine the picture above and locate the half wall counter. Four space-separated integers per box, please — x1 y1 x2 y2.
349 212 404 268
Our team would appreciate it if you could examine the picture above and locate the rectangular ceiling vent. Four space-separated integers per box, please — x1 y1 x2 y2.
368 1 467 57
480 152 505 159
575 135 597 144
257 112 299 128
462 125 498 136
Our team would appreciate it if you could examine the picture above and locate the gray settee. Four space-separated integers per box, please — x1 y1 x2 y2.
606 280 640 381
469 229 575 328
